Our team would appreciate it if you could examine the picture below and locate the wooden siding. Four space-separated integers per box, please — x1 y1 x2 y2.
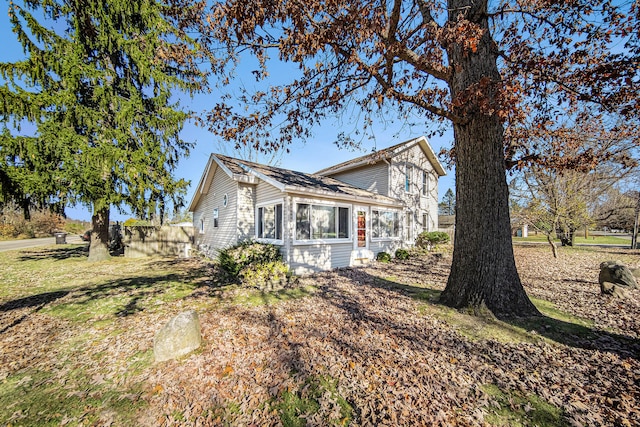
124 226 194 258
327 161 389 196
193 167 238 256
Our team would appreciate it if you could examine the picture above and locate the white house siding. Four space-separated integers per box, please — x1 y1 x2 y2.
388 144 439 239
237 183 255 242
289 242 354 275
328 161 389 196
370 238 404 257
282 194 356 275
193 167 238 256
255 180 284 205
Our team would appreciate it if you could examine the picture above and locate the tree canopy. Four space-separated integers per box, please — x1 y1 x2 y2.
199 0 639 318
0 0 205 260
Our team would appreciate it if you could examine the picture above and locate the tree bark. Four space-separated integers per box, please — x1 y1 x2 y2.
439 0 540 318
88 205 111 262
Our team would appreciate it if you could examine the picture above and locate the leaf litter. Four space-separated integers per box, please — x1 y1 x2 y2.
0 246 638 426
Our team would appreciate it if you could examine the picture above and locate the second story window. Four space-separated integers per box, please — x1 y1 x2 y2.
422 171 429 196
405 163 412 192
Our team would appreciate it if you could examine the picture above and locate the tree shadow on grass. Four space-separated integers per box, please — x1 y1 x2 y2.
337 268 640 360
17 245 89 261
0 258 218 329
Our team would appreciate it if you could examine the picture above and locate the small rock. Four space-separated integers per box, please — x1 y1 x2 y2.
154 310 202 362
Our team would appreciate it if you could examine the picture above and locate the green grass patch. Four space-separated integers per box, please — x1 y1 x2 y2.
274 376 353 427
0 369 145 426
482 384 568 426
230 286 317 306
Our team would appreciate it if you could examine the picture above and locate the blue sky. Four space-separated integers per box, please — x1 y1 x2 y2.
0 2 455 222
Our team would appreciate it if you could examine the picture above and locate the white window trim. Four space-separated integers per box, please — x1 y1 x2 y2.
255 198 285 244
223 193 228 207
293 198 352 245
370 207 403 241
422 170 429 197
404 162 412 193
199 217 205 234
213 208 219 228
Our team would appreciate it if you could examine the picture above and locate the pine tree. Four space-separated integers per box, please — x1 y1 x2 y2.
439 189 456 216
0 0 204 260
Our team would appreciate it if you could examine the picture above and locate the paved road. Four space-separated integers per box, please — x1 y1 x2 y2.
0 235 84 252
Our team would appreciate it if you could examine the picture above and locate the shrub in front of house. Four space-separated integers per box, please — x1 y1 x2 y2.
416 231 450 250
239 261 290 291
218 241 291 290
395 248 410 260
376 251 392 263
218 241 281 276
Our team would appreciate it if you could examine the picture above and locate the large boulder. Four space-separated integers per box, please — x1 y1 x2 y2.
154 310 202 362
599 261 638 298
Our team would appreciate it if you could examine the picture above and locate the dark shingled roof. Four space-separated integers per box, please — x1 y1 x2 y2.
214 154 399 205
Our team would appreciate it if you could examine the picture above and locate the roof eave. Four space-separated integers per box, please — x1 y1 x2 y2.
284 186 400 207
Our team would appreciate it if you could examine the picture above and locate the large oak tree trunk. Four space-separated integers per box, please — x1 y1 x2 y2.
439 0 539 318
88 206 111 262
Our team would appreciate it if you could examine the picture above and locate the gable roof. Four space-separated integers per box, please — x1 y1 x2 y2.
188 153 400 211
314 136 446 177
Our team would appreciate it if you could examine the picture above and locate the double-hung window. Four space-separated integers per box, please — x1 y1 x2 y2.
295 203 350 240
405 163 412 192
213 208 219 228
371 209 400 239
257 203 283 240
422 171 429 196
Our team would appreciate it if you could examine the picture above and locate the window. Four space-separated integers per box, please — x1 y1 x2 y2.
422 171 429 196
423 213 429 232
223 193 228 207
372 209 400 238
295 203 350 240
406 212 413 241
405 163 412 192
199 218 204 234
213 208 219 228
257 203 283 240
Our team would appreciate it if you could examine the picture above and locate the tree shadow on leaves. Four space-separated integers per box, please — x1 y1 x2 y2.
335 267 640 361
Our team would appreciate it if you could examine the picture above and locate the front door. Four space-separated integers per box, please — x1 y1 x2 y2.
355 207 368 250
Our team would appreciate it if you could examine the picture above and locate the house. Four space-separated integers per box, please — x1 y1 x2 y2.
188 136 446 274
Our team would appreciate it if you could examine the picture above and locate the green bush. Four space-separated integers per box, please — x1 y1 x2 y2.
416 231 450 249
376 251 391 263
218 241 291 289
240 260 290 291
218 241 282 276
395 248 410 260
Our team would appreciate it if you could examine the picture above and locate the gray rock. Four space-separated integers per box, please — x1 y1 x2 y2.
599 261 638 297
154 310 202 362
